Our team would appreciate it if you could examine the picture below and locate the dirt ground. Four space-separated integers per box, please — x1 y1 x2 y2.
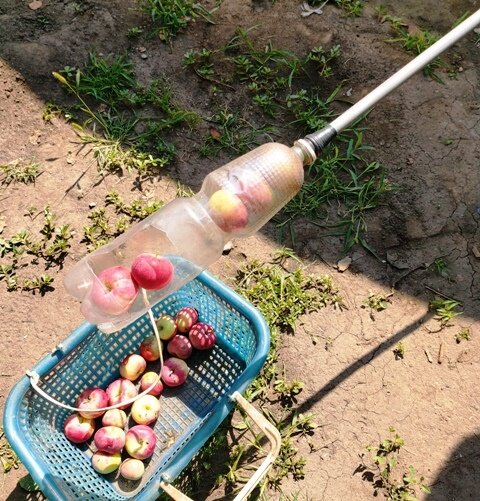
1 0 480 500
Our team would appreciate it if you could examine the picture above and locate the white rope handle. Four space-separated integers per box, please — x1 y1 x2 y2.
27 288 164 413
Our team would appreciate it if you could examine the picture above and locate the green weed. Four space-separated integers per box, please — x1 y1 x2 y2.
0 160 39 185
42 101 63 122
127 26 143 38
53 54 196 176
199 109 277 156
184 31 388 253
274 365 305 405
309 0 363 16
455 327 471 343
432 257 449 277
1 427 20 474
360 427 431 500
333 0 363 16
175 182 195 198
393 341 405 360
364 292 390 312
142 0 212 42
379 13 444 81
83 192 163 251
429 297 462 325
0 207 72 293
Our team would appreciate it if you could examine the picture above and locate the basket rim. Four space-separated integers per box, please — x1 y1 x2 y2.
3 270 270 500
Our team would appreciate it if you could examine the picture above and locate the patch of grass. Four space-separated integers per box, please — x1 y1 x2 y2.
278 138 392 254
224 410 317 495
378 12 446 82
393 341 405 360
429 297 462 325
175 182 195 198
432 257 449 277
310 0 363 16
127 26 143 38
359 427 431 500
364 292 390 312
177 255 339 496
199 108 277 156
455 327 471 343
184 29 341 117
53 54 198 176
0 160 39 185
1 427 20 474
62 53 137 110
184 31 388 253
0 206 72 293
332 0 363 16
236 259 343 334
142 0 212 42
82 192 164 251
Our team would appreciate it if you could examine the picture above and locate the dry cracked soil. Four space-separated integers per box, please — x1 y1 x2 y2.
1 0 480 500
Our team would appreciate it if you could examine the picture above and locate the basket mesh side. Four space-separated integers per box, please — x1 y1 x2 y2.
16 278 258 500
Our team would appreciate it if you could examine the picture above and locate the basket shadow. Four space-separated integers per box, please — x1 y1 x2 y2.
5 485 46 501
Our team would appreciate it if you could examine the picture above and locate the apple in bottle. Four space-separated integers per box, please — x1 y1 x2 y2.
86 266 138 316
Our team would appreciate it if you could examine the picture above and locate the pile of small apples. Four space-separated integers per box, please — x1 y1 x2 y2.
63 306 216 481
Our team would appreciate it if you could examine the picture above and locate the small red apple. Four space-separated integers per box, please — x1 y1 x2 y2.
125 425 157 460
119 354 147 381
63 414 95 444
140 335 162 361
232 170 273 213
76 387 108 419
120 458 145 481
102 409 128 429
175 307 198 333
207 189 249 233
88 266 138 316
131 253 174 290
167 335 193 359
106 378 138 410
140 371 164 396
94 426 126 454
189 322 216 350
161 357 189 387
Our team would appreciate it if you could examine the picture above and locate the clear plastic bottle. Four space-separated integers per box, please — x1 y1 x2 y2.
64 142 304 333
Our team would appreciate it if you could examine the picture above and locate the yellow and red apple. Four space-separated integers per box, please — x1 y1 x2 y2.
207 189 249 233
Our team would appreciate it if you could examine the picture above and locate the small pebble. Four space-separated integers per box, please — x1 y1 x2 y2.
28 0 42 10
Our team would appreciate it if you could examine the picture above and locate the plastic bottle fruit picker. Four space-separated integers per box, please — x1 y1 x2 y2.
63 9 480 333
64 143 306 333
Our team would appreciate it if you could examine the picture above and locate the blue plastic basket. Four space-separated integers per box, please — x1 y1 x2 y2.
3 271 270 500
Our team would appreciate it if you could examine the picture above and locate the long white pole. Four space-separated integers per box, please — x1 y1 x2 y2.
330 8 480 133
